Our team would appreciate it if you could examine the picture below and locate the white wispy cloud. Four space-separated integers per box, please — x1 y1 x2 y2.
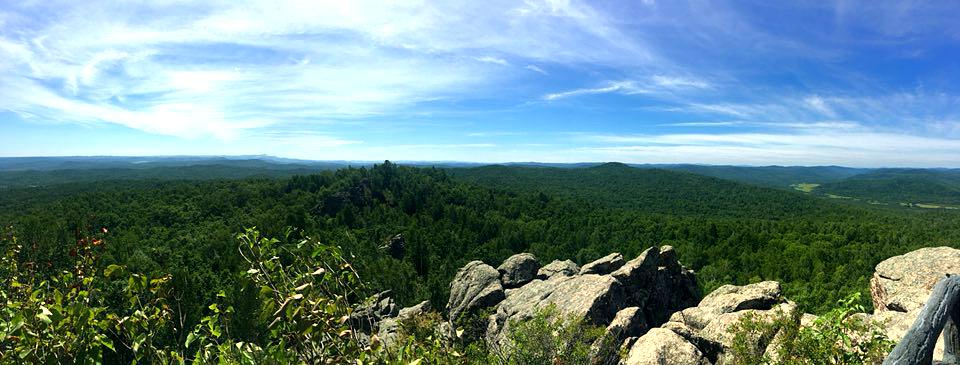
391 143 497 149
577 130 960 167
525 65 548 75
476 56 510 66
658 121 743 127
651 75 709 89
658 120 863 130
544 81 648 100
0 0 653 140
467 131 524 137
803 95 837 118
684 103 755 117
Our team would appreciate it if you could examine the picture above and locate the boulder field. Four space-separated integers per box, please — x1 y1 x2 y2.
355 246 960 364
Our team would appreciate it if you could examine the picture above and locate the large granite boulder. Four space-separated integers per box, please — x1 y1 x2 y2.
871 246 960 313
669 281 782 331
869 246 960 362
538 259 580 280
645 247 700 326
605 307 648 341
611 247 660 289
498 253 540 288
486 274 626 350
580 253 626 275
447 261 505 321
699 302 796 351
620 328 710 365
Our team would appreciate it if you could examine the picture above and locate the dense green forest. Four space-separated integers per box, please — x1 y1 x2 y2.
3 163 959 308
2 160 959 362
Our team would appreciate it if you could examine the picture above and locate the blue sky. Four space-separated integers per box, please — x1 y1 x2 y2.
1 1 959 166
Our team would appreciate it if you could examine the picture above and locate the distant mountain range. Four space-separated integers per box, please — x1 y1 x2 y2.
2 156 958 206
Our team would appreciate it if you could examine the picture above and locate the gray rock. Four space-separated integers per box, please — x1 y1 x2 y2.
580 253 626 275
620 328 710 365
378 301 432 347
699 303 794 351
612 247 699 327
871 247 960 314
486 274 626 351
667 281 781 332
652 284 801 365
538 259 580 280
611 247 660 288
381 233 405 259
606 307 648 342
659 246 683 273
447 261 506 322
350 290 399 333
699 281 781 316
883 275 960 365
592 307 647 365
498 253 540 288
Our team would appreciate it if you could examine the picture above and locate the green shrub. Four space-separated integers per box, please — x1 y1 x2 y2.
730 293 894 365
0 227 176 364
493 304 613 365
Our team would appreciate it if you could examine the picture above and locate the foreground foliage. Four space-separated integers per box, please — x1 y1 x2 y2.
729 293 894 365
0 227 615 364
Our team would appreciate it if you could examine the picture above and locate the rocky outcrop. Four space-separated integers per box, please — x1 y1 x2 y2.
538 259 580 280
619 246 960 365
447 261 505 321
869 246 960 362
871 247 960 314
624 281 800 365
438 243 960 364
378 300 432 346
498 253 540 288
580 253 626 275
442 247 699 356
350 290 399 333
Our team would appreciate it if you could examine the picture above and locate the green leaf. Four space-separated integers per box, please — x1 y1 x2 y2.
185 332 196 348
100 337 116 352
36 305 53 324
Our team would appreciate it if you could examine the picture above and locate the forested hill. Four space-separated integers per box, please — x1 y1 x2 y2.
0 157 349 188
450 162 849 219
656 164 868 189
816 169 960 205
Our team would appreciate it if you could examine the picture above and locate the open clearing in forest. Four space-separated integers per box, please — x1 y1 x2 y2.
790 183 820 192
